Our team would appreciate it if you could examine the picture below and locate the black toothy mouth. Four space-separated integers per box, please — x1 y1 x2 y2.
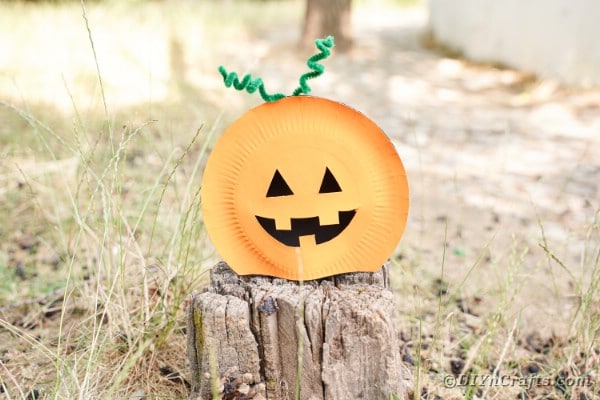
255 210 356 247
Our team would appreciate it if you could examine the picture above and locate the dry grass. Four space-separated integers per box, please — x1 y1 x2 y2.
0 1 598 400
0 1 301 398
389 218 600 399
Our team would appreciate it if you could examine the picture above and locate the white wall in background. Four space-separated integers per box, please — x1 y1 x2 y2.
428 0 600 86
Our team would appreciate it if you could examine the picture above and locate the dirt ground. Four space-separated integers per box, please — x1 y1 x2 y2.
238 7 599 400
328 9 600 400
339 10 600 317
221 6 600 330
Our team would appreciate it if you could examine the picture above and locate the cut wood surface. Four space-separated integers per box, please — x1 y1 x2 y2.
187 262 408 400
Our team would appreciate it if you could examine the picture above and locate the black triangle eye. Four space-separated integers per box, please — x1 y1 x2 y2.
319 167 342 193
266 170 294 197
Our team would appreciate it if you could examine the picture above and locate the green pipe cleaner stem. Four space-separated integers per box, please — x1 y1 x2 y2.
292 36 334 96
218 66 285 102
218 36 335 102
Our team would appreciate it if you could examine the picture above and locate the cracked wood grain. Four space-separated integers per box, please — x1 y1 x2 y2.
188 262 407 400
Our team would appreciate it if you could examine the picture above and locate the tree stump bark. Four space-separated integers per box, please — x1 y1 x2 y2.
187 261 407 400
301 0 353 52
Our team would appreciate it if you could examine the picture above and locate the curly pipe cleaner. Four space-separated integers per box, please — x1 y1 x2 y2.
218 36 335 102
218 66 286 102
292 36 334 96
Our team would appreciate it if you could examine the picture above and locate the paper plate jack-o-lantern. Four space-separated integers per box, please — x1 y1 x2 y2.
201 38 409 281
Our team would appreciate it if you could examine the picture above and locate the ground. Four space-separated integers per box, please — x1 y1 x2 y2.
0 2 598 399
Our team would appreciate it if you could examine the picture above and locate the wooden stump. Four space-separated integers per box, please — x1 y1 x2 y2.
187 262 407 400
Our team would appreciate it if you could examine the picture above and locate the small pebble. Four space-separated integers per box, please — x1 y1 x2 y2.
26 389 40 400
238 383 250 395
527 362 540 374
242 372 254 383
450 359 465 375
128 389 146 400
402 353 415 366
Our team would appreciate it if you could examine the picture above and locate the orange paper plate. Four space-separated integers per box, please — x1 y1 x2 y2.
202 96 409 280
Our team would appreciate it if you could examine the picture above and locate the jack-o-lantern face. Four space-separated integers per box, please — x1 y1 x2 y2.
202 96 409 281
255 167 356 247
